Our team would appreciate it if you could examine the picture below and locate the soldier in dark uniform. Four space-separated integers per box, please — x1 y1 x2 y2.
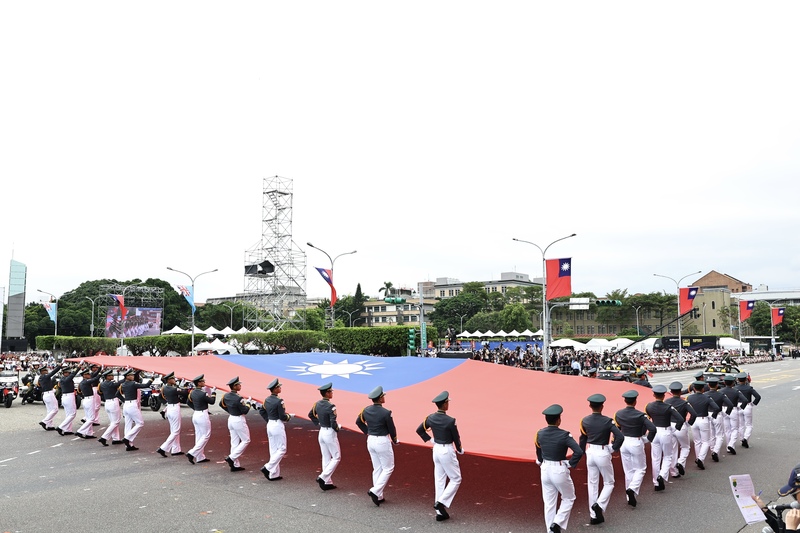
156 372 187 457
704 376 734 462
645 384 684 491
222 376 251 472
416 390 464 522
735 371 761 449
664 382 698 479
586 367 597 379
632 369 652 388
355 385 398 506
309 382 340 491
120 369 152 451
580 394 624 525
186 375 216 464
89 363 103 426
98 369 124 446
259 378 293 481
38 364 62 430
685 380 720 469
614 390 656 507
681 371 709 394
535 404 583 533
56 366 80 435
721 374 749 455
76 366 101 439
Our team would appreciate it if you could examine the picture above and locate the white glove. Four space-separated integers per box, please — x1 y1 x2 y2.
211 387 217 394
457 448 465 455
288 413 295 418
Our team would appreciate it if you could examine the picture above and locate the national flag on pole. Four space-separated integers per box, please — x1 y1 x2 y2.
679 287 699 315
109 294 128 320
545 258 572 301
773 307 785 326
43 302 57 323
739 300 755 321
315 267 337 307
177 285 195 313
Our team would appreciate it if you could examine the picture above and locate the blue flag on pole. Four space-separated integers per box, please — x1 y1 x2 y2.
178 285 195 313
44 302 57 323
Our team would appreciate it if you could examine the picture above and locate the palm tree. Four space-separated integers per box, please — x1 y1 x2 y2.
378 281 394 297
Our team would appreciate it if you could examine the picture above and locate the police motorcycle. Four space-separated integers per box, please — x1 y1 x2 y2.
20 370 63 406
0 370 19 408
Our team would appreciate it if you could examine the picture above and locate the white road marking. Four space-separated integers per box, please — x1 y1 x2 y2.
51 443 63 448
0 457 17 463
27 450 42 455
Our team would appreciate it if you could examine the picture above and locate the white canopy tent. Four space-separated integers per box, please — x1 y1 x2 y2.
203 326 221 336
623 337 658 354
609 338 635 351
219 326 237 336
550 338 586 349
719 337 750 352
586 338 613 349
162 325 188 335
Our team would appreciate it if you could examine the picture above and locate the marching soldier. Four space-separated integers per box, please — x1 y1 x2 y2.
56 366 80 436
685 380 720 469
222 376 251 472
664 382 698 478
76 365 102 439
735 372 761 448
98 369 124 446
614 390 656 507
721 374 749 455
704 376 734 462
259 378 293 481
38 364 62 431
90 363 103 426
120 369 152 451
187 375 216 464
156 372 187 457
580 394 624 525
416 391 464 522
535 404 583 533
355 386 398 507
645 384 683 491
309 382 341 491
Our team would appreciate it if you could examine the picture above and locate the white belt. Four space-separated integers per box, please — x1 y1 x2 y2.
124 400 137 403
587 443 609 450
542 460 567 466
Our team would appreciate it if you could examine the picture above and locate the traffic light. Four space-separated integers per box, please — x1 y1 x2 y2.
595 299 622 306
384 297 406 304
407 328 416 350
692 307 700 319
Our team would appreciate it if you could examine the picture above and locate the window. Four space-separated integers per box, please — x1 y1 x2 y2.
501 286 506 294
711 301 716 310
576 326 584 335
448 290 454 297
598 326 606 334
439 290 445 298
712 319 716 327
587 326 595 334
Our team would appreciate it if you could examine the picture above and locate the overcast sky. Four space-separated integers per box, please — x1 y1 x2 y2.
2 2 799 307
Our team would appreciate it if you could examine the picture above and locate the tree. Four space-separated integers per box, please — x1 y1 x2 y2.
378 281 394 298
427 291 485 334
499 303 531 332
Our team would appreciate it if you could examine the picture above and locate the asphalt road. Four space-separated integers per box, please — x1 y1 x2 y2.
1 359 798 533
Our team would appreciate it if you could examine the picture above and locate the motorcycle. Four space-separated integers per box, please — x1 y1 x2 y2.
0 371 19 408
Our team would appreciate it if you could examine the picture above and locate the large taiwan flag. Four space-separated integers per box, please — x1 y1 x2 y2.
739 300 755 321
679 287 699 315
67 352 638 461
545 258 572 300
773 307 785 326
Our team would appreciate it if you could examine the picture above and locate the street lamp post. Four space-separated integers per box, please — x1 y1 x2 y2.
654 270 701 356
37 289 58 351
222 302 240 329
342 309 362 327
167 267 218 355
85 296 100 337
632 305 643 336
513 233 577 363
459 313 468 332
307 242 357 328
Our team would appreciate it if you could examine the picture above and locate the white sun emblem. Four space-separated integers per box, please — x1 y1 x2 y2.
561 261 570 272
286 359 385 379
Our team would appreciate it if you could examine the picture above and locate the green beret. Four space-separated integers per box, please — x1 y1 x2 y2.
542 404 563 416
368 385 385 400
318 382 333 392
432 391 449 404
227 376 241 387
587 393 606 404
267 378 281 390
622 390 639 399
652 384 668 394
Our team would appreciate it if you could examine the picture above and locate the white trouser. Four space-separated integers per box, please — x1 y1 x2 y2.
724 407 740 449
159 403 182 453
540 460 576 531
227 415 251 467
188 410 211 461
41 390 59 427
433 443 462 509
77 395 96 436
92 391 102 423
739 404 754 441
710 413 724 454
264 420 287 478
58 393 77 432
318 427 341 484
586 444 614 516
367 435 395 499
692 416 711 462
670 421 691 474
123 400 144 443
101 399 121 441
620 436 647 495
651 426 675 484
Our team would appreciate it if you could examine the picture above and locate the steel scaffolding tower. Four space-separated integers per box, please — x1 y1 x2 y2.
243 176 307 330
